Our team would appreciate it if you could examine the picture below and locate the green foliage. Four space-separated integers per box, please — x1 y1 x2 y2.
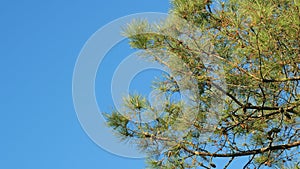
105 0 300 168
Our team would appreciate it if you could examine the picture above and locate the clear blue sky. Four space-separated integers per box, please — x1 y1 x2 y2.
0 1 169 169
0 1 249 169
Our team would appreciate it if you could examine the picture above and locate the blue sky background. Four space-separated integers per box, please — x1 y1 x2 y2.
0 1 169 169
0 1 250 169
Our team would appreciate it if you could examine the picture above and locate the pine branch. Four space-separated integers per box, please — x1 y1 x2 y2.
182 140 300 158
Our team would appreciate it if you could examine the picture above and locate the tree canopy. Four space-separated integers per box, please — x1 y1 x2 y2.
105 0 300 168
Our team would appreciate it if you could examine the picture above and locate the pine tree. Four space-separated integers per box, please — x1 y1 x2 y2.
105 0 300 168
